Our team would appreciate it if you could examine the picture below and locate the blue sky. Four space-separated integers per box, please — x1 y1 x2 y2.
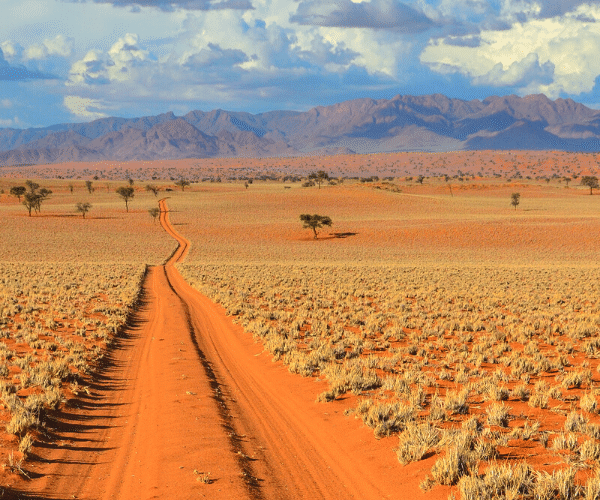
3 0 600 128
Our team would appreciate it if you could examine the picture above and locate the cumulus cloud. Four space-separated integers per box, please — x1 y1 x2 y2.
420 4 600 96
0 41 24 61
290 0 437 32
297 34 359 67
68 33 148 85
68 0 253 11
473 52 555 87
0 47 55 80
63 95 109 119
183 42 250 68
0 99 11 108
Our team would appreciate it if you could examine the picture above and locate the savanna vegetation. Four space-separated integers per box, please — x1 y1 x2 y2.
2 152 600 497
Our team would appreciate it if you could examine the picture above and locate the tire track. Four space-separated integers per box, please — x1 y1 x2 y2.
26 198 416 500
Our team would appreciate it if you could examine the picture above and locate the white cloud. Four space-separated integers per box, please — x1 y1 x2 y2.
499 0 542 20
63 95 109 119
106 33 148 82
0 116 23 127
43 34 74 57
0 99 11 108
1 40 23 60
24 35 74 60
68 33 148 85
420 4 600 96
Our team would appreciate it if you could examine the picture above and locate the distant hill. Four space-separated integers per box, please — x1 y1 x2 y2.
2 93 600 165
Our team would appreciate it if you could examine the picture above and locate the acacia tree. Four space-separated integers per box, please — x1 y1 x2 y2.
116 186 135 212
175 179 190 191
9 186 26 202
25 180 39 193
85 180 94 194
581 176 599 195
148 207 160 223
300 214 333 239
23 187 52 216
76 202 92 218
308 171 329 189
145 184 160 196
23 193 38 216
511 192 520 210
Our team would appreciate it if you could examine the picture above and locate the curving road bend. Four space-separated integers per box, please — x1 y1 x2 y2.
26 199 414 500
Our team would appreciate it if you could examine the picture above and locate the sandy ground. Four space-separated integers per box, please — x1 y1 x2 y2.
1 150 599 180
2 152 600 498
14 199 441 500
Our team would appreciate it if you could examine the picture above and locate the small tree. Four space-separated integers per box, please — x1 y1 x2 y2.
128 178 135 186
564 177 571 188
300 214 333 239
175 179 191 191
308 171 329 189
85 180 94 194
76 202 92 219
23 193 38 216
581 176 599 195
511 192 520 210
148 207 160 223
116 186 135 212
145 184 159 197
25 180 39 193
68 183 74 194
22 188 50 216
9 186 26 202
444 176 453 197
416 175 425 184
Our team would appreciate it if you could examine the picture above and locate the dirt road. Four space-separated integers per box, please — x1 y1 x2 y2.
25 199 425 499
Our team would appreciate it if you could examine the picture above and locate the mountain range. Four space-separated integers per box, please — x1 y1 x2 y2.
2 93 600 165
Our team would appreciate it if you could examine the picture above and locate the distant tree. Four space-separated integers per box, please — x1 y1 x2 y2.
22 187 52 216
145 184 160 197
68 183 74 194
244 182 248 189
148 207 160 223
116 186 135 212
308 171 329 189
416 175 425 184
300 214 333 239
511 192 520 210
75 202 92 219
128 178 135 186
175 179 191 191
85 180 94 194
10 186 26 202
564 177 571 188
23 193 38 216
444 175 453 197
25 180 39 193
581 176 599 195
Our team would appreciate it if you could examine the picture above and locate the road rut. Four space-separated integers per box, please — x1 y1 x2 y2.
25 199 418 500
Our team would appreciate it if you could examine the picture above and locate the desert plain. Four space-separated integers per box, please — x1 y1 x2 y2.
1 150 600 499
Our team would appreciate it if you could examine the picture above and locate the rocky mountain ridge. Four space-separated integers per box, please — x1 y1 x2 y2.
1 93 600 165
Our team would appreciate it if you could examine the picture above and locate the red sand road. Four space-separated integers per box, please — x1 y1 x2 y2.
24 199 434 500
